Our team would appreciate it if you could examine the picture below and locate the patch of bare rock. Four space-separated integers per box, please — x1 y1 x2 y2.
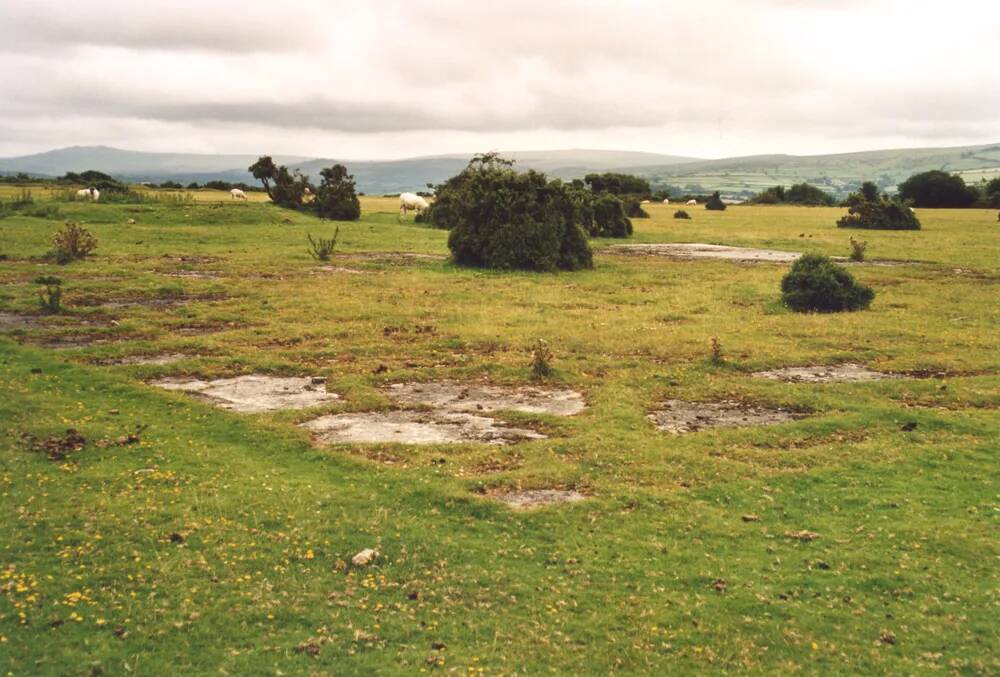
384 381 586 416
151 375 339 413
495 489 587 509
606 243 801 263
753 364 898 383
302 410 544 445
650 399 803 434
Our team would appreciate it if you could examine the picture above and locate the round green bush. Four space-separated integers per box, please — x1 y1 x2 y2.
591 194 633 237
781 254 874 312
673 209 691 219
705 191 727 210
440 155 593 271
837 197 920 230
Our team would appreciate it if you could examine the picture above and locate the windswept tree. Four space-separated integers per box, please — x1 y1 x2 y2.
313 164 361 220
248 156 279 200
898 170 977 207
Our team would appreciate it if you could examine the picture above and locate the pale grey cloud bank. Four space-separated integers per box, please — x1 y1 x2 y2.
1 0 998 159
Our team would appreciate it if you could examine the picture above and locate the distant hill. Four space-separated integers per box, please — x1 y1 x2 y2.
1 143 998 196
0 146 700 194
627 143 1000 197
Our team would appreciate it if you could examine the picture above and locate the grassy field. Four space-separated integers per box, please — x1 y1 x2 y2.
1 192 997 674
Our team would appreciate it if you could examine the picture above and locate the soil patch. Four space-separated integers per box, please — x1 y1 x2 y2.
151 375 339 413
384 381 586 416
75 294 226 309
0 312 50 331
338 252 447 265
313 266 372 275
650 399 803 434
606 243 801 263
753 364 899 383
102 353 191 366
158 270 222 279
302 410 544 445
495 489 586 509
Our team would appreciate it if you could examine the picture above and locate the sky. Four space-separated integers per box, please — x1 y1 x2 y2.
1 0 998 160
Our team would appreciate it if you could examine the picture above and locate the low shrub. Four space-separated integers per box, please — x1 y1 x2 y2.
837 197 920 230
50 221 97 264
438 154 593 271
313 165 361 220
674 209 691 219
591 194 633 237
530 339 554 380
849 237 867 262
781 254 874 312
705 191 727 210
35 275 62 314
624 198 649 218
307 227 340 261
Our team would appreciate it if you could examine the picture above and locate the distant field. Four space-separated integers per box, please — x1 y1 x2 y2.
0 196 997 673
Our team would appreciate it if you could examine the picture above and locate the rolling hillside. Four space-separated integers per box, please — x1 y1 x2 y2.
1 143 998 196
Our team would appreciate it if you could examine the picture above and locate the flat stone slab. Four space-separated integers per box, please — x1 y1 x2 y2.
302 410 544 445
650 399 803 434
384 382 586 416
151 375 339 413
607 243 801 263
495 489 586 509
753 364 899 383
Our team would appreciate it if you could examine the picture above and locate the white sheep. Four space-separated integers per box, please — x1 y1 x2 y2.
686 199 697 206
76 187 99 201
640 199 650 204
662 198 670 204
230 188 247 200
399 192 430 219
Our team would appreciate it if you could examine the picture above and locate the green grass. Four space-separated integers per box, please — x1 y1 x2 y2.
1 197 997 674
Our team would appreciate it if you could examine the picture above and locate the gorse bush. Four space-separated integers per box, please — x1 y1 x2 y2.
751 183 834 205
837 196 920 230
624 198 649 218
434 154 593 271
674 209 691 219
50 221 97 264
250 156 360 220
591 194 633 237
705 191 726 210
530 339 554 380
781 254 874 312
849 237 867 262
313 165 361 220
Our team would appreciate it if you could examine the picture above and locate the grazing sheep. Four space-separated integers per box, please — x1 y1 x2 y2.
640 199 650 204
686 199 697 206
662 198 670 204
76 187 99 201
230 188 248 200
399 192 430 219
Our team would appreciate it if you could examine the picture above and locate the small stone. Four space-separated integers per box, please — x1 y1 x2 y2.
900 421 917 431
741 514 760 522
351 548 378 566
108 409 120 415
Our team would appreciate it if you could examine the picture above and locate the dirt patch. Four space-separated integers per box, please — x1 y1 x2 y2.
161 255 220 265
302 410 544 445
384 382 586 416
650 399 804 434
494 489 586 509
605 243 802 263
753 364 899 383
151 375 339 413
158 270 222 279
313 266 372 275
170 323 240 335
74 294 227 309
0 312 50 331
101 353 191 366
338 252 447 265
28 333 117 349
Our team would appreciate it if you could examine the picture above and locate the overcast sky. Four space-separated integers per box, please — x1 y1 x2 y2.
1 0 998 160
